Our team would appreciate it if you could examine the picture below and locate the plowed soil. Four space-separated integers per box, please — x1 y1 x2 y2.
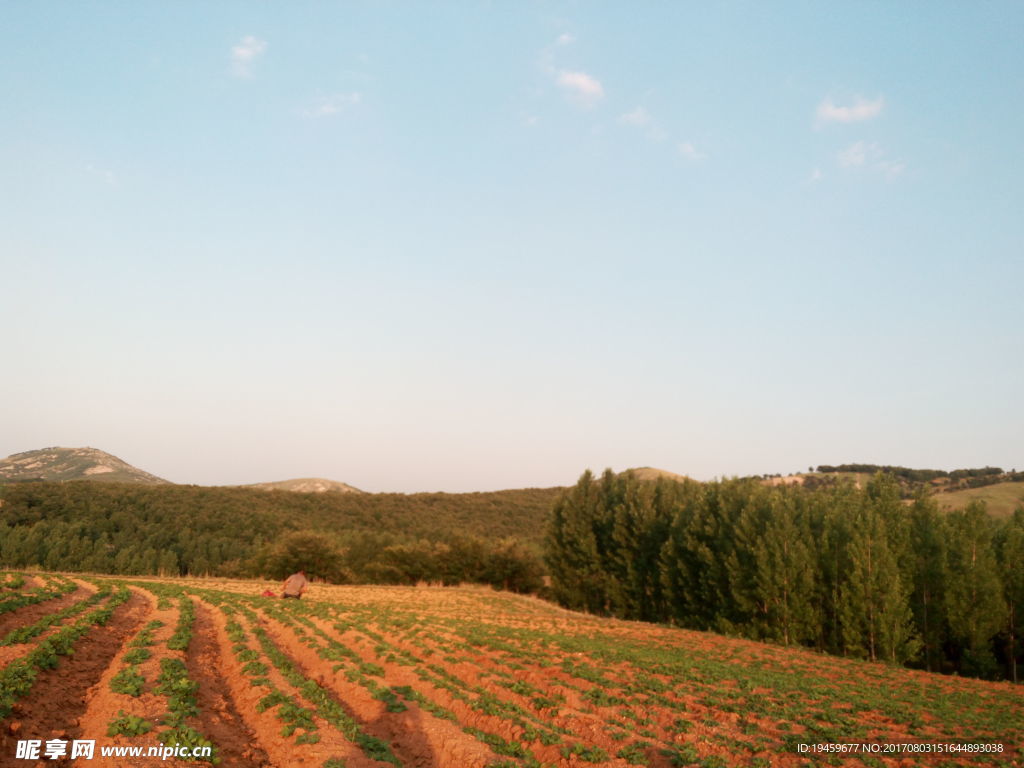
0 584 94 641
187 602 272 768
0 590 146 766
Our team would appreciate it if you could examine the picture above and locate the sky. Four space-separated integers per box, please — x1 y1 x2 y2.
2 2 1022 492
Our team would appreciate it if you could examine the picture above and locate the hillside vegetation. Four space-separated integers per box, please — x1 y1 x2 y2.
0 481 557 589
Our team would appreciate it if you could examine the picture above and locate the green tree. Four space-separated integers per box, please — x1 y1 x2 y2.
544 470 615 614
838 483 920 664
995 510 1024 682
608 476 681 621
265 530 345 582
907 494 948 672
733 488 820 645
944 502 1006 678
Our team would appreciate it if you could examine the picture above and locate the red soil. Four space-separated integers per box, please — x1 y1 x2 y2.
200 600 391 768
0 591 147 767
186 599 273 767
0 584 96 645
257 610 499 768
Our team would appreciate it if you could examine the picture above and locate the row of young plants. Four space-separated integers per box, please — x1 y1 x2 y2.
432 614 903 761
259 599 538 765
252 594 579 767
194 588 555 768
104 583 217 763
207 590 408 766
430 613 1022 766
0 572 27 590
0 573 76 617
309 600 983 768
355 607 697 766
0 584 130 719
0 583 112 646
108 583 407 768
108 581 1020 768
108 618 162 697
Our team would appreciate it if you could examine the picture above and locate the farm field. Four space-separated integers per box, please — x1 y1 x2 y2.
0 573 1019 767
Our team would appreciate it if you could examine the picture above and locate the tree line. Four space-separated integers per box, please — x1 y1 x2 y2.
814 463 1023 488
0 481 549 592
544 470 1024 682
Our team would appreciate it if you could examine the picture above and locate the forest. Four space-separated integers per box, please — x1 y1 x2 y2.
544 470 1024 682
0 481 553 591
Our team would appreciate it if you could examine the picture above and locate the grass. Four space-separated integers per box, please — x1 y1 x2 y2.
935 481 1024 518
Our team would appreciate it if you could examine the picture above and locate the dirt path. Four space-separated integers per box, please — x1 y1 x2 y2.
187 601 273 767
0 591 147 766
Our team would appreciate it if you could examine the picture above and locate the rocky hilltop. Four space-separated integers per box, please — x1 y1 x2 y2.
0 447 170 485
239 478 364 494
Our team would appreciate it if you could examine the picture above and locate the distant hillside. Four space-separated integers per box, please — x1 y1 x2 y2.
756 463 1024 516
620 467 693 483
0 447 169 485
935 481 1024 518
240 478 364 494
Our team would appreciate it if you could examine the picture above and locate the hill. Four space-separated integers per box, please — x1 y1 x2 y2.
0 447 169 485
619 466 693 483
935 481 1024 518
757 464 1024 515
240 477 364 494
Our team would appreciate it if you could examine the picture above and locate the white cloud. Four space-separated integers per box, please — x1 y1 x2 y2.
304 92 362 118
556 70 604 105
816 96 884 124
837 140 906 177
677 141 704 161
556 33 575 46
231 35 267 77
619 107 652 127
809 167 823 183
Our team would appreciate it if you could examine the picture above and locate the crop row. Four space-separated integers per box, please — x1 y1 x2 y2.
103 583 216 760
0 574 76 617
77 578 1021 768
0 585 110 647
205 592 629 767
0 585 130 719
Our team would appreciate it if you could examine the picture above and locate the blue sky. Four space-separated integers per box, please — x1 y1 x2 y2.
2 2 1022 491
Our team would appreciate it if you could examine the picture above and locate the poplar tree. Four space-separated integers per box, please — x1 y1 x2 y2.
750 489 819 646
817 482 858 655
995 510 1024 682
907 494 948 672
544 470 615 614
609 476 681 621
838 484 920 664
944 502 1006 678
